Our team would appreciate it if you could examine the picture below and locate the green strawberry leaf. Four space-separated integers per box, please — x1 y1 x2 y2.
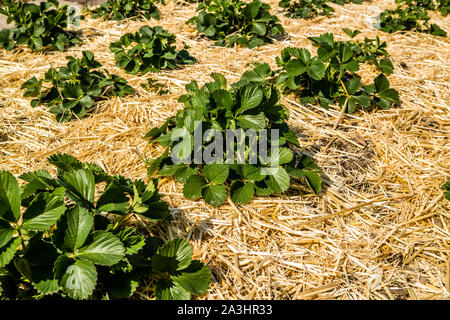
77 231 126 266
0 170 21 222
230 181 255 204
183 175 207 200
202 185 227 207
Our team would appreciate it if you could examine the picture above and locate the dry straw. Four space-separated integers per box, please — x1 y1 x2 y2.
0 0 449 299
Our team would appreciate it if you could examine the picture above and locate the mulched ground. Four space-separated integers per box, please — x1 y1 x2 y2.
0 0 449 300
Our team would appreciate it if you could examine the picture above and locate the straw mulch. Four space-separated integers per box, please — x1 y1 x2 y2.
0 0 449 299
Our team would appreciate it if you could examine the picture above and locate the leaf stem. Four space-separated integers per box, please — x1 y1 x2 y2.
112 208 133 231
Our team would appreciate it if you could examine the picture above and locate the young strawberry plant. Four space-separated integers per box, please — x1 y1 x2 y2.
0 154 211 300
443 178 450 200
0 0 83 51
187 0 285 48
145 68 323 207
21 51 134 122
110 26 197 75
178 0 206 4
275 32 400 113
340 28 393 74
376 3 447 37
141 78 171 95
278 0 335 19
91 0 163 21
327 0 363 4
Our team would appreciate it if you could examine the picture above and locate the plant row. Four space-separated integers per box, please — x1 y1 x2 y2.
21 28 399 121
143 30 400 206
1 0 447 55
5 0 401 209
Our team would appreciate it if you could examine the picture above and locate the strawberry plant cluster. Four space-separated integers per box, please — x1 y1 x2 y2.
400 0 449 15
91 0 163 21
110 26 197 75
0 154 211 300
275 32 399 113
145 69 323 207
187 0 285 48
278 0 335 19
21 51 134 122
0 0 83 52
377 1 447 37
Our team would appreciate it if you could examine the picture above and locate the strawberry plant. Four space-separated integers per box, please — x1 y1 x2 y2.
187 0 285 48
145 68 323 207
0 154 211 300
91 0 163 21
110 26 197 75
141 78 171 95
327 0 363 4
377 3 447 37
0 0 83 52
340 28 393 74
179 0 206 3
275 32 400 113
21 51 134 122
278 0 335 19
443 179 450 200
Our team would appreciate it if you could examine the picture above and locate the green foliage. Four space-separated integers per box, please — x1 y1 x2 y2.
400 0 449 16
145 68 323 207
275 32 400 113
377 2 447 37
0 0 83 51
0 154 211 300
187 0 285 48
442 178 450 200
327 0 363 4
341 28 393 74
435 0 449 15
21 51 134 122
177 0 206 4
279 0 335 19
110 26 197 75
91 0 163 21
141 78 171 95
